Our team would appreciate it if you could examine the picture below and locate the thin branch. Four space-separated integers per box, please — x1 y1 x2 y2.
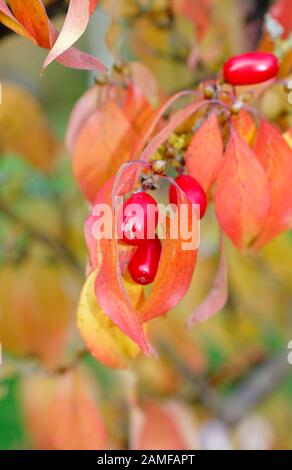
159 341 290 425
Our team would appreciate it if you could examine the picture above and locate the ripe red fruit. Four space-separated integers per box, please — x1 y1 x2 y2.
223 52 279 86
128 237 162 285
118 191 158 246
169 174 207 219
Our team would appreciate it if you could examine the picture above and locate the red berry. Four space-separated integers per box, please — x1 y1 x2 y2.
223 52 279 86
128 237 162 285
118 192 158 246
169 174 207 219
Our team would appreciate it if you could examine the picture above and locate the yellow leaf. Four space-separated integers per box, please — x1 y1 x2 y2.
0 82 59 172
0 259 75 367
77 270 145 368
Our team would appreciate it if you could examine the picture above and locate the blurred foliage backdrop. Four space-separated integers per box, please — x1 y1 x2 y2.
0 0 292 450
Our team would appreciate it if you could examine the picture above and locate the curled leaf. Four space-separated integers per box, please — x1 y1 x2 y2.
187 238 228 326
43 0 104 72
215 130 270 250
93 175 153 356
0 0 106 72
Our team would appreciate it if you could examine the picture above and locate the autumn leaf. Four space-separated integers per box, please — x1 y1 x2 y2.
7 0 51 47
186 113 223 193
214 130 270 250
0 82 58 172
93 176 153 356
77 270 144 369
71 83 157 202
283 128 292 148
232 109 257 146
187 238 228 326
43 0 99 71
253 120 292 249
22 369 108 450
130 400 197 450
181 0 212 40
268 0 292 39
72 100 138 202
0 0 105 72
0 259 74 367
50 369 108 450
21 374 59 449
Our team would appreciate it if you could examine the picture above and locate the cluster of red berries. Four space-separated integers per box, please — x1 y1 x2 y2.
120 175 207 286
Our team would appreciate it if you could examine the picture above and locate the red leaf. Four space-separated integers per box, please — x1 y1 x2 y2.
43 0 105 72
214 130 270 250
187 238 228 326
186 113 223 193
253 120 292 249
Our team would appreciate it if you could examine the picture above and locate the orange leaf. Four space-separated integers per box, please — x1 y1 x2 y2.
0 259 73 368
186 113 223 193
187 238 228 326
51 369 107 450
214 130 270 250
130 400 197 450
232 109 257 145
21 374 58 449
123 83 155 136
8 0 51 48
253 120 292 249
0 0 32 39
0 82 59 172
73 100 138 202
